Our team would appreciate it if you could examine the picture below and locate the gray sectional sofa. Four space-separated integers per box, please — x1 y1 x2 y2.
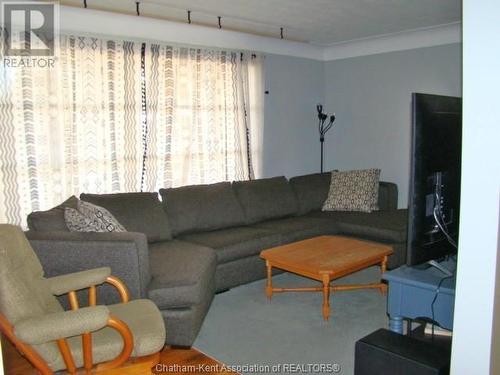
26 172 407 347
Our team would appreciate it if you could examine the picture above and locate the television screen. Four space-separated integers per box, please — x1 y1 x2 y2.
407 93 462 266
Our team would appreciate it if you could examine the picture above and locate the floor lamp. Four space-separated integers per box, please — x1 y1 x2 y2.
317 104 336 173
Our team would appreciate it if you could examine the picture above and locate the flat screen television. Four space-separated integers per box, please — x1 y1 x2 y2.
406 93 462 266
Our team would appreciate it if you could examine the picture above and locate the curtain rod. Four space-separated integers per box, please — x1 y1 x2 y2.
78 0 298 43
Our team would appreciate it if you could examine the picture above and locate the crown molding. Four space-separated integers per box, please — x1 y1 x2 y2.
59 6 324 60
321 23 462 61
59 6 461 62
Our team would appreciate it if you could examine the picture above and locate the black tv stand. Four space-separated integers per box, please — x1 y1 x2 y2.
355 328 451 374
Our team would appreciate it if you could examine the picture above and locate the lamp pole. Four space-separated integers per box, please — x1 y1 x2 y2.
317 104 336 173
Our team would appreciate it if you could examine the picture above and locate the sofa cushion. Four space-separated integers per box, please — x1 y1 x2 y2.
179 226 282 264
79 192 171 242
159 182 246 236
307 209 408 243
147 240 216 309
289 173 331 215
27 196 79 232
252 216 338 243
378 181 399 211
323 169 381 213
232 176 298 224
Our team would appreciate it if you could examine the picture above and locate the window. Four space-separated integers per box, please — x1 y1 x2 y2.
0 34 263 225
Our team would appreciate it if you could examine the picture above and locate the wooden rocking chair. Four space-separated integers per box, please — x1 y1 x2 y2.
0 224 166 374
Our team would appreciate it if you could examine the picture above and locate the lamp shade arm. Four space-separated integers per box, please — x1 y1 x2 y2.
315 104 336 173
323 120 334 134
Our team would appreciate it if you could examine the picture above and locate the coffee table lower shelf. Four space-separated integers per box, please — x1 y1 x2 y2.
260 236 392 322
264 259 388 321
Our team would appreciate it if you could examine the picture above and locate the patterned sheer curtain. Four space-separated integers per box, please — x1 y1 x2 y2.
0 34 263 225
143 44 260 190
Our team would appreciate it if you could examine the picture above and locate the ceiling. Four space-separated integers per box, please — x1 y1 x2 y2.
60 0 462 45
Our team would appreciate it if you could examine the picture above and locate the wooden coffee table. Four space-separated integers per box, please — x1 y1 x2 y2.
260 235 393 321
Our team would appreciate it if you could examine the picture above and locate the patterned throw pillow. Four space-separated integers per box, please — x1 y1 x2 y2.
64 208 100 232
322 169 381 213
64 200 126 232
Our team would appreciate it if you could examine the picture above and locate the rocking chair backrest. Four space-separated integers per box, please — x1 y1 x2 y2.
0 224 62 326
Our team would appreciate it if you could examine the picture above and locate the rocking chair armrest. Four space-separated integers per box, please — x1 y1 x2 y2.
46 267 112 296
14 306 110 345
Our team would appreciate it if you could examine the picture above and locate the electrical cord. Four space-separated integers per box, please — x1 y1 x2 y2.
433 207 458 248
433 190 458 249
422 184 456 340
430 274 454 340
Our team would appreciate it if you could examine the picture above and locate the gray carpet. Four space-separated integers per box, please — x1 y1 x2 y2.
194 266 389 375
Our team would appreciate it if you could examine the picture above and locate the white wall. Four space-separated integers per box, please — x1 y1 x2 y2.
490 239 500 374
323 44 462 207
450 1 500 373
262 55 324 178
59 6 323 60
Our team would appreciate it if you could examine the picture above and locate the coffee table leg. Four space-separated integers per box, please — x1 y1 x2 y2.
266 260 273 300
379 255 388 295
322 274 330 321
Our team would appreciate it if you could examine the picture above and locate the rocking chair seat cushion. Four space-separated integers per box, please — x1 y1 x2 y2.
38 299 166 371
106 299 166 357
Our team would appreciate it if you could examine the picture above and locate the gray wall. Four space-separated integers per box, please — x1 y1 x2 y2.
262 54 324 178
323 44 462 207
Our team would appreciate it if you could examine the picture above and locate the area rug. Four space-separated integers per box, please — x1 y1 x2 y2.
194 266 389 375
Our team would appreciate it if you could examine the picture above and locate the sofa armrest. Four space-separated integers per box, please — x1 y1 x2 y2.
378 182 398 211
26 231 150 304
15 306 110 345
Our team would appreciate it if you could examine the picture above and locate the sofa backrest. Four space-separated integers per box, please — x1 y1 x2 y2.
378 181 399 211
27 173 399 240
159 182 246 236
27 196 78 232
80 192 172 243
290 172 398 213
232 176 298 224
289 173 331 215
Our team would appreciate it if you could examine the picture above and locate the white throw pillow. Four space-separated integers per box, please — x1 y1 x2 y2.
322 169 381 213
